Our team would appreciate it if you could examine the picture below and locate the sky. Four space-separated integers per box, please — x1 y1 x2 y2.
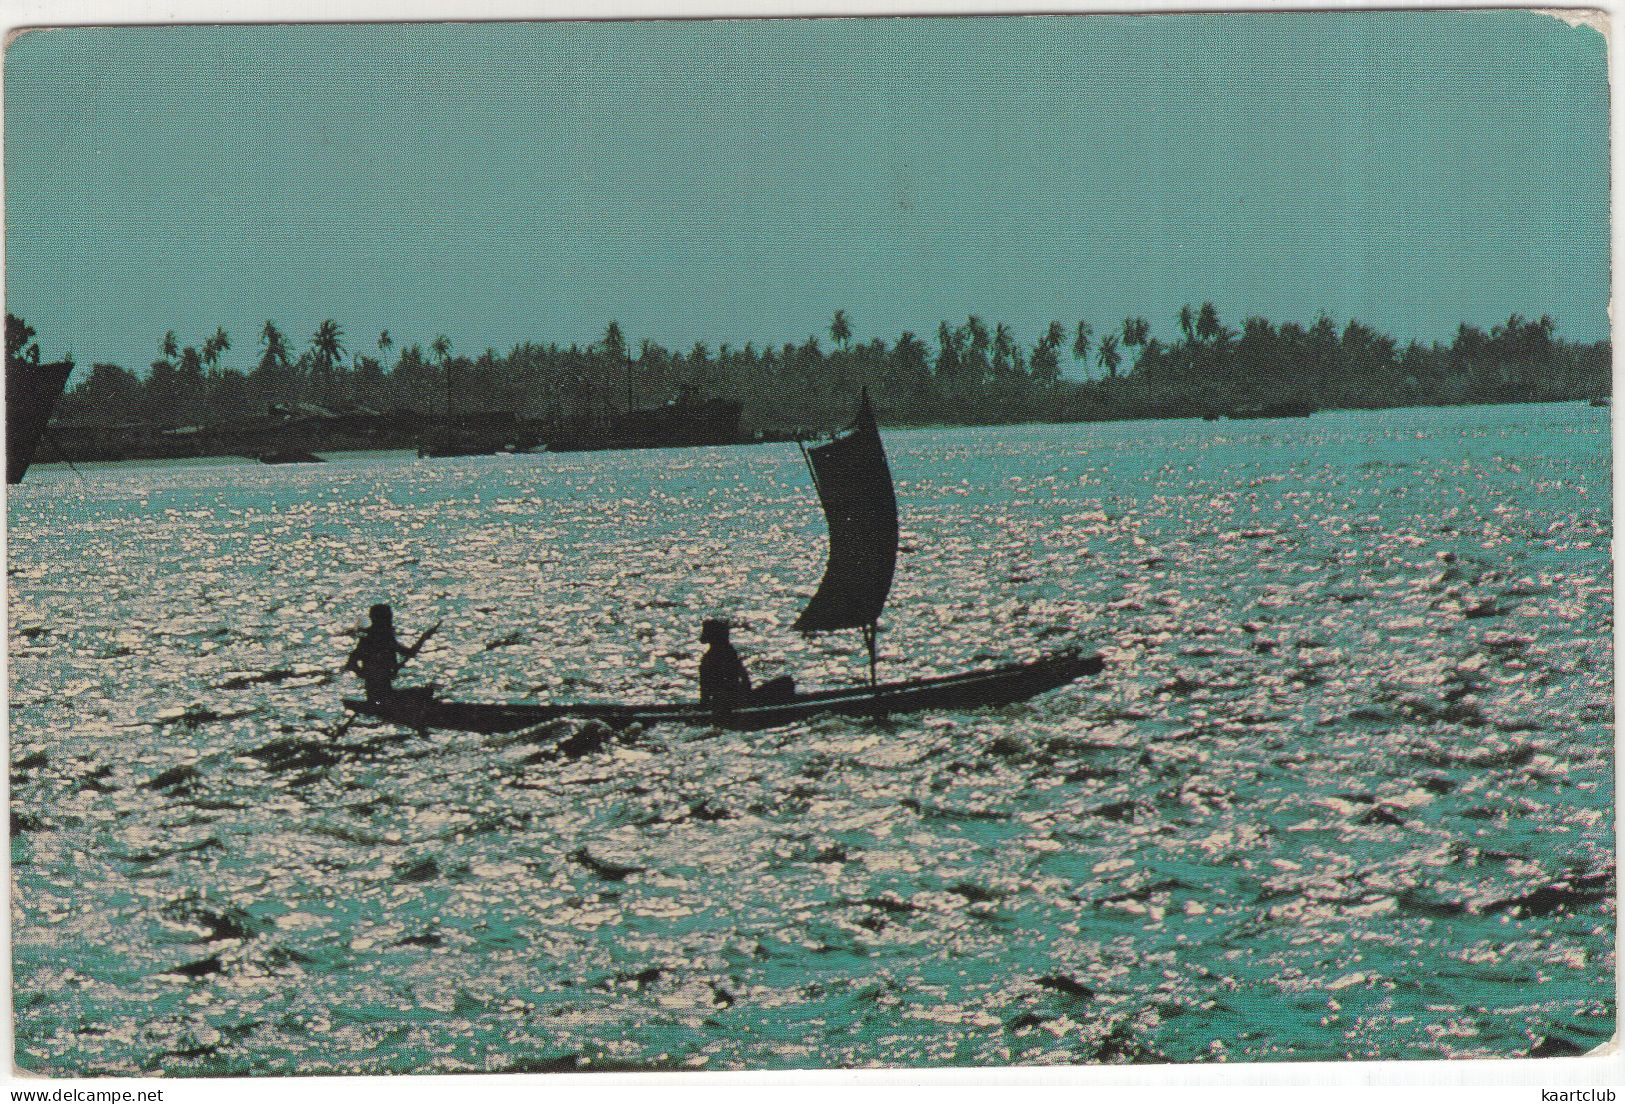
2 11 1611 375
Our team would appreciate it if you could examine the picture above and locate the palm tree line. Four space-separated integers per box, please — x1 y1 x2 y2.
53 305 1608 433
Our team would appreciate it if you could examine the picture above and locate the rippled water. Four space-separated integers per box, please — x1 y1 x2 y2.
8 402 1613 1075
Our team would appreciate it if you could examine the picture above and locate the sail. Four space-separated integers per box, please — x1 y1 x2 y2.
795 392 898 632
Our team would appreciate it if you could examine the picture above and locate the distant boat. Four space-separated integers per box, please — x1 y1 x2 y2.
417 430 536 459
1227 400 1315 419
6 358 73 484
417 362 537 458
543 387 743 453
347 390 1103 733
257 449 324 465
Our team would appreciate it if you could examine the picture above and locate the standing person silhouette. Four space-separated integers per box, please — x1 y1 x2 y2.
345 604 414 703
698 619 752 714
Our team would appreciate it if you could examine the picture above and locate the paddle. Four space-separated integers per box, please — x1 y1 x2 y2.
329 620 443 739
404 621 442 660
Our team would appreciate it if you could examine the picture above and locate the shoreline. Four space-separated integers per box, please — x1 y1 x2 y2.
23 395 1607 475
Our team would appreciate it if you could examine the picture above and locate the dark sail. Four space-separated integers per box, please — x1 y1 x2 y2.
6 359 73 484
795 392 898 632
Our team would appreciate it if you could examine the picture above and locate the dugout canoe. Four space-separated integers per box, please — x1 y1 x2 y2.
344 647 1103 734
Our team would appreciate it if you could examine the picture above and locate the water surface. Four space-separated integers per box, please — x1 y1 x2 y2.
9 402 1613 1073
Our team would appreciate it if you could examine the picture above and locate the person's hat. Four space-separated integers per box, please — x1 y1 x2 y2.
700 618 731 643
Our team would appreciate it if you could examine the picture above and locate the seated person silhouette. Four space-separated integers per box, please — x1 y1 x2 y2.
699 619 752 713
345 603 412 703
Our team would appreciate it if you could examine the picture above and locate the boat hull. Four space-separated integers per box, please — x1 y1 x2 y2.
344 649 1104 734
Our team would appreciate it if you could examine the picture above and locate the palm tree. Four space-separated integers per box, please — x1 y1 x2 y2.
1122 317 1149 349
965 315 990 355
161 330 179 364
254 322 292 403
992 323 1015 375
1073 321 1093 365
1097 334 1122 379
377 330 393 356
1031 322 1066 387
830 310 852 351
935 321 962 388
311 320 345 371
1196 302 1224 344
202 326 230 370
601 321 629 409
430 334 452 366
259 321 287 366
305 321 345 404
1178 305 1196 345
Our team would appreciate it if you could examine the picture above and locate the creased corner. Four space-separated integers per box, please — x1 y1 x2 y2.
1533 7 1610 36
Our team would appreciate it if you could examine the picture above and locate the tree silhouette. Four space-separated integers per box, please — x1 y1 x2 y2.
303 321 346 404
311 320 345 371
202 327 230 370
6 314 40 365
378 330 393 356
1097 333 1122 379
59 362 138 421
992 323 1016 377
175 346 206 422
1178 306 1196 345
259 321 287 364
1073 321 1093 365
1196 302 1225 344
963 316 991 386
830 310 852 351
41 306 1611 459
965 315 989 353
1032 322 1066 387
894 331 927 368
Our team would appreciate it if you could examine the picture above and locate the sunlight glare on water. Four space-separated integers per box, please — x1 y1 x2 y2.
7 402 1613 1074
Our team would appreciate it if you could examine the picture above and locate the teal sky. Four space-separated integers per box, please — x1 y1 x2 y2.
3 12 1611 375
